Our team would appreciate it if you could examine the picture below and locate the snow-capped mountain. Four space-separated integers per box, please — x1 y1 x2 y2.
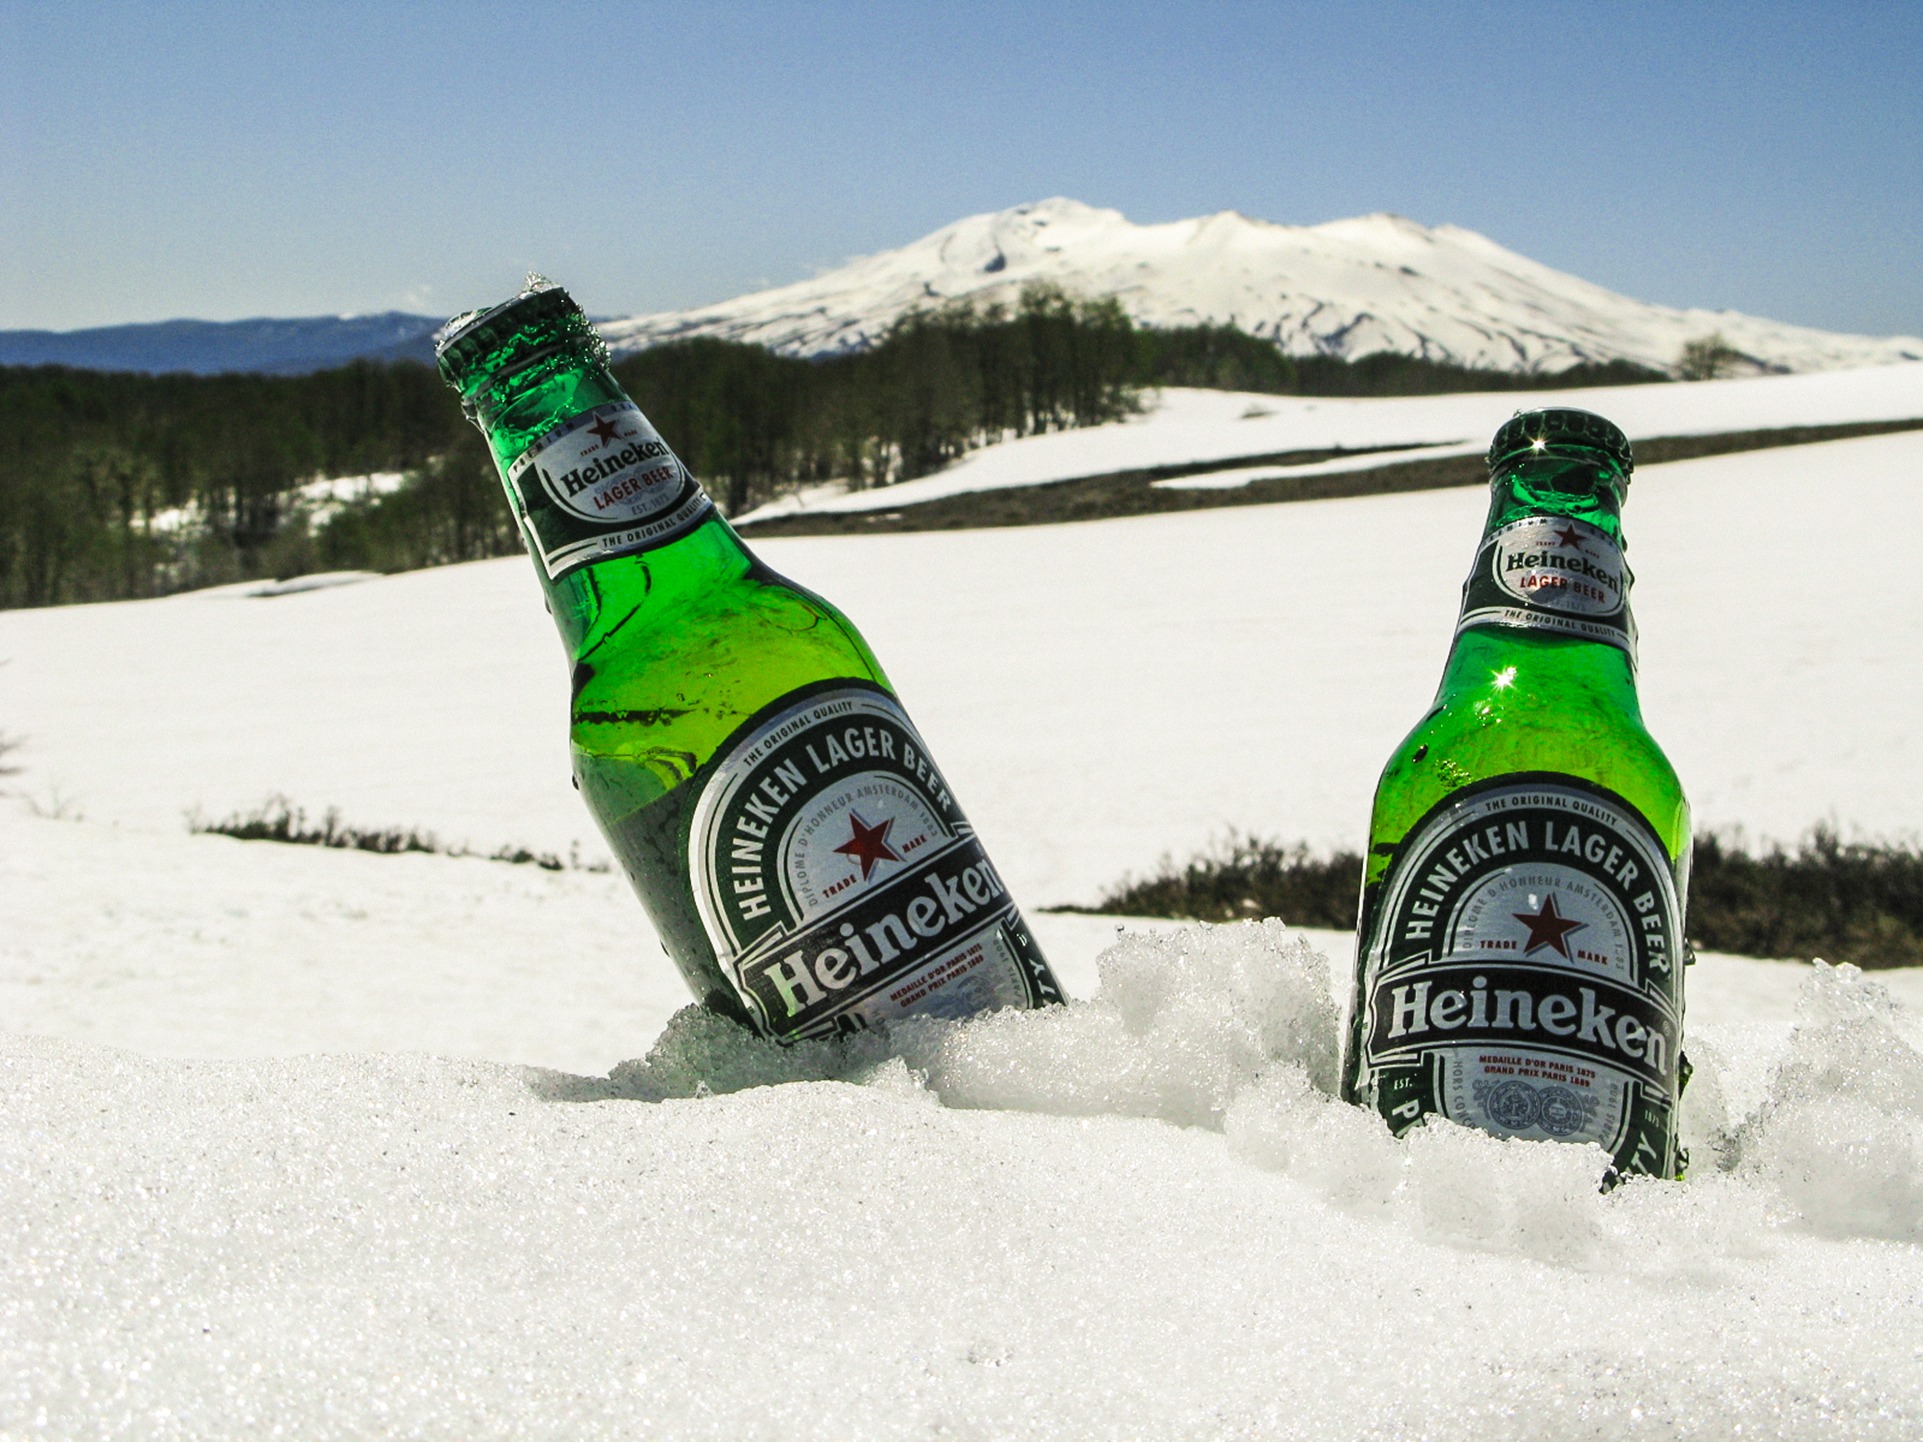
13 202 1917 378
600 198 1923 375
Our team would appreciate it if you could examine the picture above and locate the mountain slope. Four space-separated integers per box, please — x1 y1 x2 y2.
0 311 441 375
601 198 1923 375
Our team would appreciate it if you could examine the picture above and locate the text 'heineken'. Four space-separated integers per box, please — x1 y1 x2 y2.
436 281 1061 1041
1340 408 1691 1179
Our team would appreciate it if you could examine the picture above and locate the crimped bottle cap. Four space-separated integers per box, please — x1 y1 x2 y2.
434 277 599 389
1487 407 1634 478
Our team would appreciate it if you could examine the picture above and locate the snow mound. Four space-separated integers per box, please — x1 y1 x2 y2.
590 920 1337 1127
1736 961 1923 1241
571 924 1921 1254
7 927 1923 1437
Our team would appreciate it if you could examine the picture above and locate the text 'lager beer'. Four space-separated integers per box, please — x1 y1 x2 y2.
1341 409 1690 1179
436 280 1062 1041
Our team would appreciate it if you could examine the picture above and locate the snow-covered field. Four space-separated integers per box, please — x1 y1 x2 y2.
8 412 1920 900
6 378 1923 1437
740 361 1923 519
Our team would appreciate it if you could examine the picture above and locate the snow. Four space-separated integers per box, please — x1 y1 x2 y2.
600 198 1923 375
7 394 1923 1436
5 909 1923 1439
146 472 405 537
7 428 1920 905
293 470 407 526
1150 443 1482 492
0 803 1168 1074
19 802 1918 1081
737 361 1923 519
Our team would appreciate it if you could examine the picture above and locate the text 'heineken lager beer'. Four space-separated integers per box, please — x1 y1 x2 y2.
436 280 1061 1041
1341 409 1690 1179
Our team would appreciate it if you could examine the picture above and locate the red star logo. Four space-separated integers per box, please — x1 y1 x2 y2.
1513 894 1586 958
587 414 625 446
834 810 902 881
1552 523 1588 551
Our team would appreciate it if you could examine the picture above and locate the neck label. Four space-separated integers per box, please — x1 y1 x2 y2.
505 402 712 578
1457 514 1635 660
687 685 1061 1041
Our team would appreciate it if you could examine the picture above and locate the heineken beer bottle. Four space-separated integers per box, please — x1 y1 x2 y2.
436 280 1061 1041
1341 408 1689 1179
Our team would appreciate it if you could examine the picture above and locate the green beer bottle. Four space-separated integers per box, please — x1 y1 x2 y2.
435 280 1062 1041
1340 408 1689 1179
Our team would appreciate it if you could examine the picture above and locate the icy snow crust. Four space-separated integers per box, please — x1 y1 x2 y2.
6 926 1923 1440
599 198 1923 375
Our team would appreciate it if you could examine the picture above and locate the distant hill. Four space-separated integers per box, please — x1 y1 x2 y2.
601 198 1923 376
0 312 441 375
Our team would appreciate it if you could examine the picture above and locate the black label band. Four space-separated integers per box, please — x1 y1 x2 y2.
733 835 1021 1031
689 684 1058 1039
1366 961 1675 1091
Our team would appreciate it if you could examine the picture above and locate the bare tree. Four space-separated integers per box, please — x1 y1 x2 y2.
1678 332 1744 381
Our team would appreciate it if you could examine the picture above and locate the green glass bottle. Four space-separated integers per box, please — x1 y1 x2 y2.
1340 408 1690 1179
436 280 1061 1041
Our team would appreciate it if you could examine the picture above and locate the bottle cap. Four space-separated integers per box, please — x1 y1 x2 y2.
1487 408 1633 478
434 277 601 391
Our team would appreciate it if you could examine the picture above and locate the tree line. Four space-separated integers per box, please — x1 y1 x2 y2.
0 285 1665 609
1087 825 1923 971
0 360 486 608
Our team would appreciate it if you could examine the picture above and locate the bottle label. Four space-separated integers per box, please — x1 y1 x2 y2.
1456 514 1636 660
687 685 1061 1041
1352 774 1683 1177
505 402 713 578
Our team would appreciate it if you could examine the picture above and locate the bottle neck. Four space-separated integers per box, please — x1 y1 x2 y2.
458 334 624 476
1482 451 1627 539
1440 450 1638 698
441 304 736 656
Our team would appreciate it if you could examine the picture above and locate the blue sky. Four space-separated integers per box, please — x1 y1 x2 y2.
3 1 1919 336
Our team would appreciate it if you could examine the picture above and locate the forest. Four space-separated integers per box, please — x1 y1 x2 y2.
0 286 1663 609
